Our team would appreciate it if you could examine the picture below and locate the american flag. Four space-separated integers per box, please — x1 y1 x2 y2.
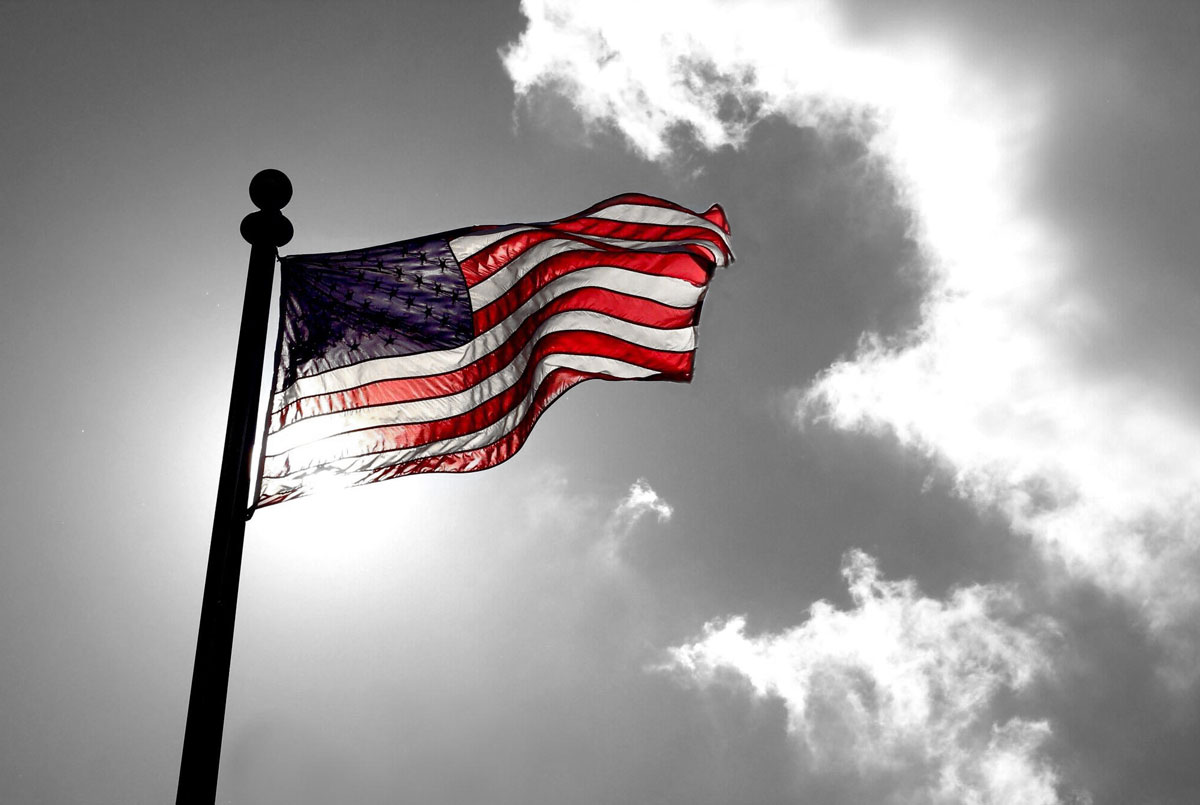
255 193 733 507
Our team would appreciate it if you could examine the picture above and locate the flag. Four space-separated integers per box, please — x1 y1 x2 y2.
255 193 733 506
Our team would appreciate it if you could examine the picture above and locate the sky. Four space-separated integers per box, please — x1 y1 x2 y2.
2 1 1199 803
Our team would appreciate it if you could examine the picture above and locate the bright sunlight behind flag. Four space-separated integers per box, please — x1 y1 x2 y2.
255 194 733 506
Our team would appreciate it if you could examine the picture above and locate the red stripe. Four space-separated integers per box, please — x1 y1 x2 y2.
272 287 697 430
571 195 731 235
551 218 731 251
702 204 731 235
257 490 301 507
264 337 694 476
458 215 730 287
472 251 706 332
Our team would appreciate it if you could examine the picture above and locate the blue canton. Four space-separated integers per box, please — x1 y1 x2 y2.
277 234 475 388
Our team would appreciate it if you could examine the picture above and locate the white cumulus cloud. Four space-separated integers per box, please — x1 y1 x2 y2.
664 551 1068 805
502 0 1200 644
610 478 674 531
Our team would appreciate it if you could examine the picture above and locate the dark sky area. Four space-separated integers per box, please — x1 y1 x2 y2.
2 2 1199 804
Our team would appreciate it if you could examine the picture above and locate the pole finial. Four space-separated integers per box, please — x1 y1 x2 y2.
242 170 294 247
248 169 292 211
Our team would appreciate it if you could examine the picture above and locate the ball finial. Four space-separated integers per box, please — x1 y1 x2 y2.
248 169 292 210
240 210 294 247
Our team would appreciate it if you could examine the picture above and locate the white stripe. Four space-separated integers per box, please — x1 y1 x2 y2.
447 225 534 264
467 234 719 308
586 203 730 241
272 266 704 412
266 312 697 454
263 353 658 481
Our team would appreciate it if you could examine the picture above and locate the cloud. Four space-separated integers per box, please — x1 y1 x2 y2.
612 478 674 530
510 468 674 569
502 0 1200 646
599 478 674 565
663 551 1071 805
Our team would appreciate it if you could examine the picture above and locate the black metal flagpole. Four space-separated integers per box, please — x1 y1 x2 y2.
176 170 293 805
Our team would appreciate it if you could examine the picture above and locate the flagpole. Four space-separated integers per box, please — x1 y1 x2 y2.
176 170 293 805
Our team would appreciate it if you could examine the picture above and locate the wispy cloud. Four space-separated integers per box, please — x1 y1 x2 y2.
512 468 674 570
502 0 1200 647
663 551 1070 805
598 478 674 564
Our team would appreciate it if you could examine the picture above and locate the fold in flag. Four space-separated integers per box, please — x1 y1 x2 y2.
255 194 733 507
